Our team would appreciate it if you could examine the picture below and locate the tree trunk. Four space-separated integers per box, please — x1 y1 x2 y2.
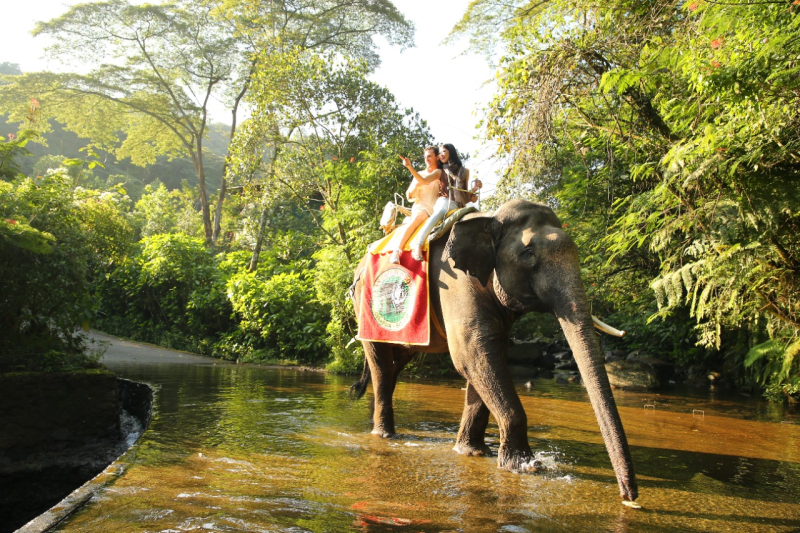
193 137 213 242
212 79 249 245
248 204 270 272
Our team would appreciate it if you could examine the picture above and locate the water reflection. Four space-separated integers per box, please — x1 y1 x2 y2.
57 359 800 532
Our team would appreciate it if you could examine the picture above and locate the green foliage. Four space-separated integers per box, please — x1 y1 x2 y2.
226 270 329 364
455 0 800 398
133 181 204 238
0 129 38 181
97 233 233 352
0 169 132 371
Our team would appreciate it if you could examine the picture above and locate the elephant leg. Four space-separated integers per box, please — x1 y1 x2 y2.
364 341 415 438
450 339 535 472
453 381 492 457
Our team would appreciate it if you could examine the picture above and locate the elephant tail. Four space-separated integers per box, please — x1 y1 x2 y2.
349 359 370 400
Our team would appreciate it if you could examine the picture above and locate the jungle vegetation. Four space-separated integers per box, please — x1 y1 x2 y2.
1 0 798 401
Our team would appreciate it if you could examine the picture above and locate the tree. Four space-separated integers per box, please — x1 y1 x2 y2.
0 0 248 241
0 62 21 76
0 0 414 244
452 0 800 398
228 52 433 370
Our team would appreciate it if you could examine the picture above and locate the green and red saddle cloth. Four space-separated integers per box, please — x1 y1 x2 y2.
356 207 476 346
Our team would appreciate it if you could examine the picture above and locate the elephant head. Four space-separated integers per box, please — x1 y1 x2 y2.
445 199 638 501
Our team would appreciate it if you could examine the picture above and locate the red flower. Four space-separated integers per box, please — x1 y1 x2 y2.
688 1 698 10
30 98 39 108
5 219 17 225
794 0 799 5
332 156 338 161
350 157 355 163
320 204 326 210
710 60 721 68
710 38 722 49
6 133 15 140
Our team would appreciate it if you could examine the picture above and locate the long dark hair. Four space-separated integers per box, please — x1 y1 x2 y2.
440 143 463 174
425 145 443 169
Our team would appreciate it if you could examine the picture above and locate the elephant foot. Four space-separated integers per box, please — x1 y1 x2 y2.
453 442 493 457
497 445 541 473
371 427 395 438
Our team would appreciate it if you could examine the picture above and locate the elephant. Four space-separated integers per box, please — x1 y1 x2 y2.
349 199 638 502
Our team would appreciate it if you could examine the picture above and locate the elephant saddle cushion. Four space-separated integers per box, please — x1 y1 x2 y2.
357 250 430 345
357 207 477 345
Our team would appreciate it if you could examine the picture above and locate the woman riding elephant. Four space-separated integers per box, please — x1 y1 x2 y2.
388 147 442 264
408 143 481 261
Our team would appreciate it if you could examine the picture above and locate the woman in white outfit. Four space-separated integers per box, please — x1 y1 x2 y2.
409 143 482 261
388 146 443 264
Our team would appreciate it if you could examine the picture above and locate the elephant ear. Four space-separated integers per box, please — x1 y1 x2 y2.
444 214 501 286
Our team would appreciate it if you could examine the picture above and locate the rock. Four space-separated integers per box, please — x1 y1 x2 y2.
538 369 554 380
535 357 556 371
554 361 578 371
556 376 569 385
552 351 572 362
637 357 675 383
568 375 582 384
605 354 625 363
507 340 544 366
626 349 652 361
508 365 539 380
605 360 664 391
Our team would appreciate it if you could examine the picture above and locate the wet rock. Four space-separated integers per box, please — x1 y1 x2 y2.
554 361 578 371
556 376 569 385
538 369 554 380
552 351 572 362
605 360 664 391
536 357 556 371
685 365 709 388
637 357 675 383
507 339 544 367
508 365 539 380
605 354 625 363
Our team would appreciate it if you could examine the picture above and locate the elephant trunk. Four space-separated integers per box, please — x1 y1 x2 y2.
554 299 638 501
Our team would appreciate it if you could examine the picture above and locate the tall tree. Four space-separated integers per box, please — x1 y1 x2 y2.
0 0 413 243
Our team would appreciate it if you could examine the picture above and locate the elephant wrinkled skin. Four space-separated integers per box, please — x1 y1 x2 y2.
351 199 638 502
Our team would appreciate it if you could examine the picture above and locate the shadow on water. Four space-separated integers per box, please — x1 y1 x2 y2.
50 355 800 533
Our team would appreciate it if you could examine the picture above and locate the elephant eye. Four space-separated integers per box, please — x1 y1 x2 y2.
522 248 535 257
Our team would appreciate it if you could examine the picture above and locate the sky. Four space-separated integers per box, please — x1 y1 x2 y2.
1 0 504 194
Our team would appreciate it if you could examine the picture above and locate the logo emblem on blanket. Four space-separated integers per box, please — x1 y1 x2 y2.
370 266 417 331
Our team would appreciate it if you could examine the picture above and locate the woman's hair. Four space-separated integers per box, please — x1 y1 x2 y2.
440 143 462 173
425 146 443 168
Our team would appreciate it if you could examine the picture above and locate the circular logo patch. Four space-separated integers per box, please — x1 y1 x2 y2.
370 266 416 331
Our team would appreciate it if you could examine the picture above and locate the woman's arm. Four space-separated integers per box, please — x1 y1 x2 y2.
462 169 482 203
399 156 441 184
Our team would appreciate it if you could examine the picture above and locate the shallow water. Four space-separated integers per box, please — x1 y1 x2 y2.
58 352 800 532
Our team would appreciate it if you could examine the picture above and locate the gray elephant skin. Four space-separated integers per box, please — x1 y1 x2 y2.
350 199 638 502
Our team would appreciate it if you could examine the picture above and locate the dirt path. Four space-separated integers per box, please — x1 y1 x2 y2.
89 331 230 366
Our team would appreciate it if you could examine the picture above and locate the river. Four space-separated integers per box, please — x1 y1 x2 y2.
54 333 800 532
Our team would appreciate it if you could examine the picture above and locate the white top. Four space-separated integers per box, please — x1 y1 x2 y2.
406 170 440 215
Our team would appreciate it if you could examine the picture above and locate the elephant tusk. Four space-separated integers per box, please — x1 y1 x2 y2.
592 316 626 337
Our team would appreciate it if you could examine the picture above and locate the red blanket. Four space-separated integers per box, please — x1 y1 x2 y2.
357 250 429 345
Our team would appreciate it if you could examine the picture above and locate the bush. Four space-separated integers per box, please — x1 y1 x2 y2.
97 233 233 352
0 169 131 371
225 269 329 364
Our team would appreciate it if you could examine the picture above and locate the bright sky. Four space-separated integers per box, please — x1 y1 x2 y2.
1 0 503 194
